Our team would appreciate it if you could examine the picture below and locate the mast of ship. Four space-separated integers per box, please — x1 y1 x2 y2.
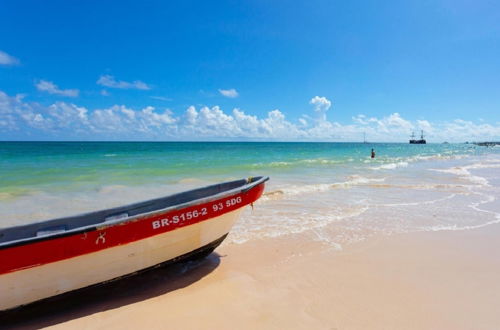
420 130 425 140
363 132 367 144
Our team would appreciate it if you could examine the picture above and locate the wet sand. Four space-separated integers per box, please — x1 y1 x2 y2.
3 223 500 330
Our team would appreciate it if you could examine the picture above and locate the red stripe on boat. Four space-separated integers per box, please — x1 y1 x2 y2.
0 183 264 275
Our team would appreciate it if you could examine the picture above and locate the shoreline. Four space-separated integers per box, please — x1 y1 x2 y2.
3 223 500 330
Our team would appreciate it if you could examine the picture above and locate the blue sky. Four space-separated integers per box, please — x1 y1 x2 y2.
1 0 499 141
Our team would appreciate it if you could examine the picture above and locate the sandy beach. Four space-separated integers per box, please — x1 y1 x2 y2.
2 219 500 330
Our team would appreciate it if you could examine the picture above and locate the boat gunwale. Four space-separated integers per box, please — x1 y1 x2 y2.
0 176 268 249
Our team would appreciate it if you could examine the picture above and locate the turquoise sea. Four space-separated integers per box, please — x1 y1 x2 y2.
1 142 500 247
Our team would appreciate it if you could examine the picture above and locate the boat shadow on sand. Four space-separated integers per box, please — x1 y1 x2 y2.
0 252 222 329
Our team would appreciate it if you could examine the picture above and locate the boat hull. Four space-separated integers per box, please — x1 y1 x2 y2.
0 208 241 311
0 177 267 311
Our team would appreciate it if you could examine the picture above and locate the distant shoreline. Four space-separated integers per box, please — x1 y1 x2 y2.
473 142 500 146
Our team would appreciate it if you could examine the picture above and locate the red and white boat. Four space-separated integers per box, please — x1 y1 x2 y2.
0 176 268 311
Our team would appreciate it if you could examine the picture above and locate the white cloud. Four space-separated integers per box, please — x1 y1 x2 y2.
35 80 79 97
0 50 20 66
1 90 499 142
309 96 331 121
219 88 239 98
416 120 432 134
100 89 110 96
352 114 369 125
0 90 51 131
184 106 198 125
382 112 413 132
97 75 150 90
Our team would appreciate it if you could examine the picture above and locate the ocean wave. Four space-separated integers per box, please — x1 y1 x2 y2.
252 158 343 169
366 153 470 170
430 163 493 186
368 153 473 171
259 183 332 202
366 183 467 191
268 161 292 167
251 161 292 168
410 154 468 162
468 191 497 216
300 158 343 165
424 216 500 233
259 176 386 202
466 162 500 170
483 158 500 164
369 161 409 170
375 193 458 207
342 175 386 185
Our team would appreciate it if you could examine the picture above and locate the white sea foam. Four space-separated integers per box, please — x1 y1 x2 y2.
342 175 386 185
468 191 497 215
365 183 467 191
309 228 343 250
410 154 468 162
278 183 333 196
259 176 386 202
467 163 500 170
268 161 292 167
369 161 409 170
430 163 492 186
300 158 342 165
433 167 470 176
259 184 332 202
367 154 468 170
251 161 290 168
424 216 500 232
375 193 458 207
229 205 369 245
253 158 343 169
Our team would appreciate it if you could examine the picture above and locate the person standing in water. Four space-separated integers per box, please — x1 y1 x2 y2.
371 148 375 158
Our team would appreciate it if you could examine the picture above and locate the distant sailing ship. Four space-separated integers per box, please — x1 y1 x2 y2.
409 130 426 144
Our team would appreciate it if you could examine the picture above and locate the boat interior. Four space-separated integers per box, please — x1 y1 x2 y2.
0 177 264 246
